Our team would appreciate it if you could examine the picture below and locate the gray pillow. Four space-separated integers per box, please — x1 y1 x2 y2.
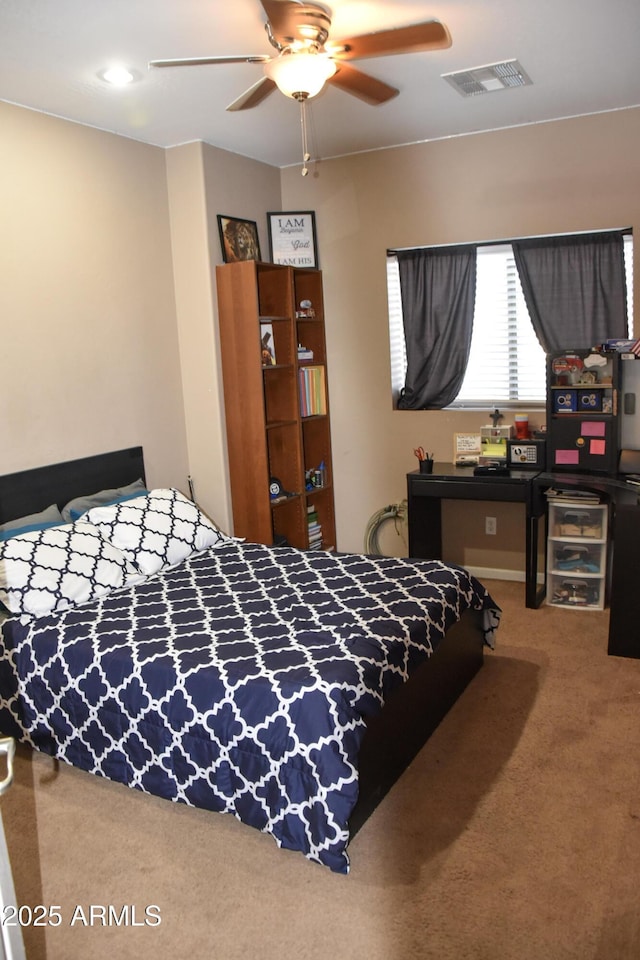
61 479 147 522
0 503 64 533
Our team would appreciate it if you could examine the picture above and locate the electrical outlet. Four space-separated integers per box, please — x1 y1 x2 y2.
485 516 497 535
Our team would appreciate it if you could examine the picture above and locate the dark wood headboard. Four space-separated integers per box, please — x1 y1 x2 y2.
0 447 145 524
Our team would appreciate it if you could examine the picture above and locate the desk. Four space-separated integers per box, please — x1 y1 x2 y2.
407 463 546 608
407 464 639 615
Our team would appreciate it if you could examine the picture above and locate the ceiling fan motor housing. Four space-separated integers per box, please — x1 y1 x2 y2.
265 2 332 50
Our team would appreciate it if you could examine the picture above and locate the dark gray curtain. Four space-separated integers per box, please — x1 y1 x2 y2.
512 231 628 353
396 245 476 409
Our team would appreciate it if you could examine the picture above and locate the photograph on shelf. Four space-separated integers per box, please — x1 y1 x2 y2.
260 322 276 366
217 215 261 263
267 211 318 268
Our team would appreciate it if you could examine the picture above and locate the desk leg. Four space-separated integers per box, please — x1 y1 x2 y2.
525 509 547 609
408 496 443 559
608 504 640 658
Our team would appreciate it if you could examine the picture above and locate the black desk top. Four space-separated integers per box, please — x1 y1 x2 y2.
535 471 639 505
409 462 539 484
408 463 639 504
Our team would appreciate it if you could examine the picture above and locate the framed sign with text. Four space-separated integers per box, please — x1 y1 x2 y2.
267 211 318 268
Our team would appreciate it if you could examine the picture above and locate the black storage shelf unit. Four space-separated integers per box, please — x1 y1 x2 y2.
546 349 621 475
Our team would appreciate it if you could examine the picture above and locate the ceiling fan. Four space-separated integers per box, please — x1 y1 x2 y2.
149 0 452 111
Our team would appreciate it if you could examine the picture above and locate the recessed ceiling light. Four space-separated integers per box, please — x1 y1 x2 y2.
98 65 140 86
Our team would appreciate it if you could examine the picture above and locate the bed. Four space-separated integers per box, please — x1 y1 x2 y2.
0 448 500 873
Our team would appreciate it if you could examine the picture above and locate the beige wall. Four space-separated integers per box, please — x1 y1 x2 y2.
0 101 188 492
0 105 280 534
165 140 281 530
3 98 639 575
281 107 640 567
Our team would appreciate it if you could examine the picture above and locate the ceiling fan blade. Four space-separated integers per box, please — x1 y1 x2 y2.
330 19 451 61
328 62 398 105
226 76 277 111
149 55 269 68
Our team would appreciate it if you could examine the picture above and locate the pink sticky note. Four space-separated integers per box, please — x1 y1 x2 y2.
555 449 580 465
581 422 606 437
590 439 606 455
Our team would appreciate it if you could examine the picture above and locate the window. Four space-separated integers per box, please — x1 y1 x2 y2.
388 234 634 409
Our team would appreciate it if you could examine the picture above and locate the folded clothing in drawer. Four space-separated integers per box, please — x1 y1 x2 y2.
553 544 603 573
556 509 602 538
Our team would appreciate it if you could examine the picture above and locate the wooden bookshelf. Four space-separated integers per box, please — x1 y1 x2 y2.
215 260 335 550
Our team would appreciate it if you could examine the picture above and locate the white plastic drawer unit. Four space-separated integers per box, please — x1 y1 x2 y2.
546 499 608 610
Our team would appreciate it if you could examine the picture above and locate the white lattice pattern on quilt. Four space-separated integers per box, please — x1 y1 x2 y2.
0 542 499 872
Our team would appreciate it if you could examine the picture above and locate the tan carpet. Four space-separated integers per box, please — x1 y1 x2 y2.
3 579 640 960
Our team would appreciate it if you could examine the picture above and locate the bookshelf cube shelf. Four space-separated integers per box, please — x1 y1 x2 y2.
216 260 335 551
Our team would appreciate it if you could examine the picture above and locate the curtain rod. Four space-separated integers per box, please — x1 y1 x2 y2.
387 226 633 257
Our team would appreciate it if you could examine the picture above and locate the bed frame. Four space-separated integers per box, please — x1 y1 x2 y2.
0 447 145 524
0 447 485 836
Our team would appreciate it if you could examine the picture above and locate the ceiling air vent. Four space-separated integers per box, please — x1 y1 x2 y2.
442 59 532 97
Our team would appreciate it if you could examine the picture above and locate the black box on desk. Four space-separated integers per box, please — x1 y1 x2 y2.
507 439 546 469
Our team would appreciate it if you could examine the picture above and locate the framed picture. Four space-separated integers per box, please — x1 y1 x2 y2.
453 432 482 465
267 211 318 268
260 322 276 366
217 215 261 263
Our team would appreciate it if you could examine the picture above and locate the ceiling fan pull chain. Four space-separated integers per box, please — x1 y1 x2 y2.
299 94 311 176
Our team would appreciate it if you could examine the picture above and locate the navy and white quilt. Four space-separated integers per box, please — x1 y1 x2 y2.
0 542 500 873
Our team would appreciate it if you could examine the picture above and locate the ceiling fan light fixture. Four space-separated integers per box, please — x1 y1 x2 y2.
264 50 336 99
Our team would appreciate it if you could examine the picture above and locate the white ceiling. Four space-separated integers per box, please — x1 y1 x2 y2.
2 0 640 169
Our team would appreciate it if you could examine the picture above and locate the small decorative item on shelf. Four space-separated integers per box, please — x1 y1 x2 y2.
296 299 315 318
269 477 292 502
305 462 326 490
297 343 314 361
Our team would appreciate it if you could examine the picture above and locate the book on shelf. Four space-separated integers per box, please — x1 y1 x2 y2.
297 343 314 361
299 365 327 417
307 504 323 548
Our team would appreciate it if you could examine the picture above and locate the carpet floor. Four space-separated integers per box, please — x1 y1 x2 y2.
3 578 640 960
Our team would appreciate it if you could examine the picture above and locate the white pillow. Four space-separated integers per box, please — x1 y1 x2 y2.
84 488 231 576
0 521 139 618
